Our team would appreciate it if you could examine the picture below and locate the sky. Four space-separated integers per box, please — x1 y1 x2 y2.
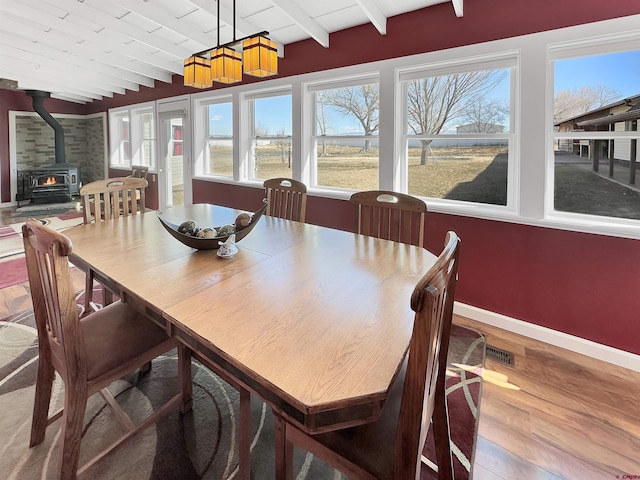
554 50 640 99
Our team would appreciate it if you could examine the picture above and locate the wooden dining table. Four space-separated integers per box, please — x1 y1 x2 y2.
64 203 438 468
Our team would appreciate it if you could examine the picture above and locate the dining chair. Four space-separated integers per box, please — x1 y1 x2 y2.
274 231 461 480
79 176 147 224
79 177 148 311
22 219 192 480
263 177 307 222
350 190 427 247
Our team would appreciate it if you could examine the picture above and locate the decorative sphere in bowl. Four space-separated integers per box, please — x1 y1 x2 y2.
178 220 199 236
196 227 217 238
217 224 236 236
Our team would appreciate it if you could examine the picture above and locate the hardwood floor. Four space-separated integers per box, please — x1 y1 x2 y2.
2 204 639 479
456 315 640 480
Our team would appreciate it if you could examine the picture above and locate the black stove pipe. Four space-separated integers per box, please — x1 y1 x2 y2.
25 90 66 164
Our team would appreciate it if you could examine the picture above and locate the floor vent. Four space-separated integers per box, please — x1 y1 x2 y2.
485 345 514 367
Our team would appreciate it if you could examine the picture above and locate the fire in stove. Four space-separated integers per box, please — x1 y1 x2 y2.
43 176 58 185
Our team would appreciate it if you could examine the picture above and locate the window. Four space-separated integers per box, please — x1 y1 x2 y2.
311 79 379 190
400 59 514 207
110 112 130 167
172 125 183 156
249 92 292 181
551 49 640 222
139 111 155 169
109 103 156 170
206 101 233 177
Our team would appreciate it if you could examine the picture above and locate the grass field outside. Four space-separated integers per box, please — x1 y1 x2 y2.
206 144 640 220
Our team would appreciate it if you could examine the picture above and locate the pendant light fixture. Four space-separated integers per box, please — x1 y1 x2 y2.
183 0 279 88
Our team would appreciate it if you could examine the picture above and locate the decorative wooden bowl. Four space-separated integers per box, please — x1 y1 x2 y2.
157 199 268 250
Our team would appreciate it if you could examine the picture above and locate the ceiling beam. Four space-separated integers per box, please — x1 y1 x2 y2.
452 0 463 18
354 0 387 35
271 0 329 48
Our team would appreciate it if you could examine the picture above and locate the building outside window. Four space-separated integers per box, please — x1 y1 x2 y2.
551 48 640 222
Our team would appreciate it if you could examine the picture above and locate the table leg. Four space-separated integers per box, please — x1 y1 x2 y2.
274 411 293 480
238 388 251 480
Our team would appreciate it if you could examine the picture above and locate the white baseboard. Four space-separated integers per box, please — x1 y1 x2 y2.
454 302 640 373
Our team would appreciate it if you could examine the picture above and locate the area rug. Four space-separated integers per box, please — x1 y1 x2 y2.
0 213 83 260
13 202 81 217
0 290 484 479
0 257 29 290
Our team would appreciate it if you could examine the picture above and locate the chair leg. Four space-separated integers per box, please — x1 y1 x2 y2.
59 384 88 480
84 270 94 313
177 344 193 414
29 357 55 447
433 381 454 480
103 285 113 306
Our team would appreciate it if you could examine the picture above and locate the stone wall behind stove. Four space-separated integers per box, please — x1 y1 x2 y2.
15 113 106 187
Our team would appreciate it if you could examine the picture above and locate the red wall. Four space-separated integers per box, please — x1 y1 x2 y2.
4 0 640 355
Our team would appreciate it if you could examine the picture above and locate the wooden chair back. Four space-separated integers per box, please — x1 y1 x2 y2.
263 177 307 222
22 219 79 384
350 190 427 247
396 230 460 478
79 177 147 224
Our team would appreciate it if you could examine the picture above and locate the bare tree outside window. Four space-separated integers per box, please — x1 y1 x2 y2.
553 85 620 124
318 84 379 151
407 70 505 164
461 98 509 133
316 93 331 157
312 83 380 190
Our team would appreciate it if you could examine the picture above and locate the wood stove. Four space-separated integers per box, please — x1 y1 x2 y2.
17 166 79 206
16 90 80 206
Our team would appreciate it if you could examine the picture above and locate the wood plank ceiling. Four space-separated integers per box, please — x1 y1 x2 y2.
0 0 461 104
